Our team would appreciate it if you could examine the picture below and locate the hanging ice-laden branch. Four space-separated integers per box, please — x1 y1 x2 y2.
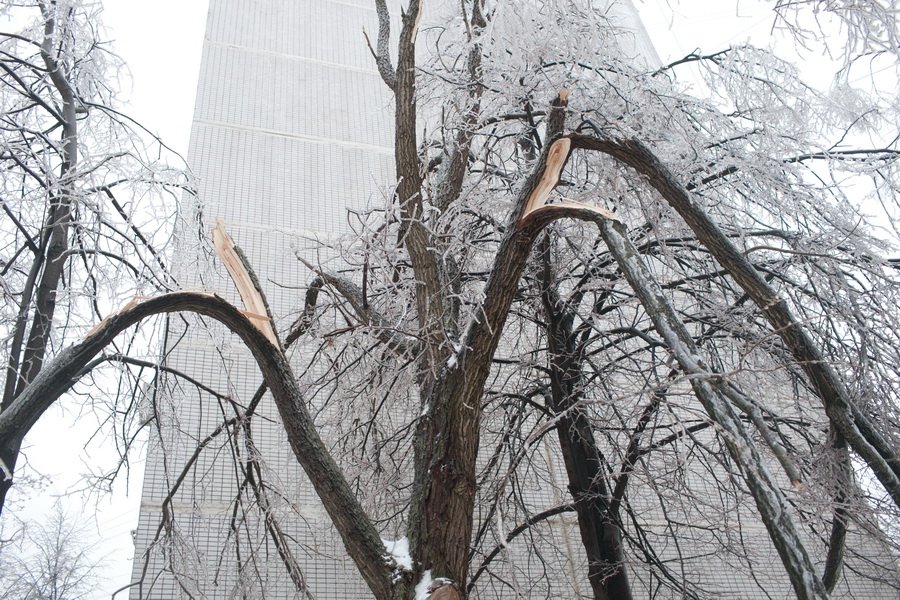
0 289 397 599
508 181 827 598
566 133 900 509
295 256 417 357
0 0 188 515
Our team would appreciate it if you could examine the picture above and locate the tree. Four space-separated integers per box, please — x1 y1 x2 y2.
0 503 100 600
1 1 899 599
0 0 187 512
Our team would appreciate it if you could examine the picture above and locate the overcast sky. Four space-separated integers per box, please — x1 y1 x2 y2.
8 1 874 598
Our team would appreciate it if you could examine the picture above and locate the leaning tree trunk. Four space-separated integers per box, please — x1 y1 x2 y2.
593 215 829 600
500 133 829 599
569 134 900 509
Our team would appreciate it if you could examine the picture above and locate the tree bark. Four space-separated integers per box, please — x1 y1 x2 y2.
0 3 80 515
406 136 610 593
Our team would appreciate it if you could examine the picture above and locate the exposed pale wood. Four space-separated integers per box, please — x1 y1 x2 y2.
213 220 279 347
525 199 618 224
429 582 463 600
520 137 572 219
409 0 424 43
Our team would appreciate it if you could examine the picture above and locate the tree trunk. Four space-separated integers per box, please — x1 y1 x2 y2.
538 237 633 600
0 4 79 516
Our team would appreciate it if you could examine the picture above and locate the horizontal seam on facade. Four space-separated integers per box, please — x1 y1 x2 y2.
326 0 376 11
194 119 395 154
205 39 380 76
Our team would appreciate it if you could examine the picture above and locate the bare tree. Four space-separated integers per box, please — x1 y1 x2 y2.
1 1 898 600
0 0 188 513
0 503 100 600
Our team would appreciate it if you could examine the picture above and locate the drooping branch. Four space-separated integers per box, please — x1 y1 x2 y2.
592 215 828 600
240 420 314 599
296 256 416 356
467 503 575 591
0 291 393 598
370 0 396 89
568 133 900 508
515 197 830 598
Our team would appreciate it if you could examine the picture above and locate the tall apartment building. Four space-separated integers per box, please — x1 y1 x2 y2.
128 1 896 599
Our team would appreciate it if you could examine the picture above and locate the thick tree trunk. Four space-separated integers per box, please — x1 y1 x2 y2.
550 399 632 600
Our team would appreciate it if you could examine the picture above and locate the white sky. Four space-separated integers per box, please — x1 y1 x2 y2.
6 1 887 598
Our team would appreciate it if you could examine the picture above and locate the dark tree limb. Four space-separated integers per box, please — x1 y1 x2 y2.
537 233 633 600
0 291 394 599
0 2 81 514
568 133 900 509
510 189 830 598
296 257 416 356
822 429 850 593
467 503 575 592
371 0 396 90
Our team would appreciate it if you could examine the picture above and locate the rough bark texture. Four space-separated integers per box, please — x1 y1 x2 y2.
406 137 601 592
822 430 850 593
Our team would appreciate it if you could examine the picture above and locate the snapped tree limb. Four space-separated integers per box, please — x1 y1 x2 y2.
0 291 395 599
